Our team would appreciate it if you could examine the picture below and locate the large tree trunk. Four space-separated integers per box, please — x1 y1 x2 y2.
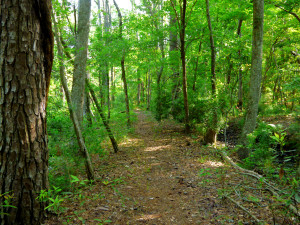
71 0 91 125
52 10 95 181
204 0 218 145
238 0 264 159
0 0 54 224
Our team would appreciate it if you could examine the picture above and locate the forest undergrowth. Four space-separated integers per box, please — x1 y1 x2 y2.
44 110 299 225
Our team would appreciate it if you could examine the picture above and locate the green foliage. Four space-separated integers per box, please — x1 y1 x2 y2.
243 121 298 180
243 122 277 170
36 186 65 214
0 192 17 216
94 218 112 225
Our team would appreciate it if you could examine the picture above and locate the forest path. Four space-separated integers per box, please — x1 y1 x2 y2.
102 109 234 224
45 110 281 224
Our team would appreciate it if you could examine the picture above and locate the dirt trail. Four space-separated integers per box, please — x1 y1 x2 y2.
45 110 296 224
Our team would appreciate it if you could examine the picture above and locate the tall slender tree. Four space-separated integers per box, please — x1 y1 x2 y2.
71 0 92 125
171 0 190 133
237 19 244 110
238 0 264 159
0 0 53 224
204 0 218 145
113 0 131 127
52 11 95 181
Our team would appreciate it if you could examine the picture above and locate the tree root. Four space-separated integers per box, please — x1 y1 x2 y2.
223 195 263 224
220 150 300 217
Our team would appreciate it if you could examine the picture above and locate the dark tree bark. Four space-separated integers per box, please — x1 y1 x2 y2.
52 10 95 181
113 0 131 127
0 0 54 224
238 0 264 159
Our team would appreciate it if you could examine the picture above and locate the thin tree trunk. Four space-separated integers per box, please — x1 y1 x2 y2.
238 0 264 159
193 39 203 91
121 56 131 127
147 71 151 110
169 1 180 102
87 81 119 153
237 19 243 110
171 0 190 133
111 67 115 103
107 66 110 121
85 72 93 127
137 69 141 106
204 0 218 145
113 0 131 127
145 1 165 121
52 11 95 181
227 54 233 85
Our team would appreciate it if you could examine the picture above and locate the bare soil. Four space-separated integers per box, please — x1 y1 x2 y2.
45 110 299 224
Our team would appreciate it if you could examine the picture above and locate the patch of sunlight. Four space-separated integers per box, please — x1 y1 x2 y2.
137 214 161 221
203 160 224 167
144 145 171 152
119 138 143 146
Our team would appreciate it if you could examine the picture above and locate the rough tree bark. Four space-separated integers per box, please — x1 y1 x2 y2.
238 0 264 159
52 10 95 181
71 0 91 125
113 0 131 127
0 0 54 224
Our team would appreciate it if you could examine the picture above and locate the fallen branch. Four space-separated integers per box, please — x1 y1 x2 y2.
224 195 263 224
220 150 300 217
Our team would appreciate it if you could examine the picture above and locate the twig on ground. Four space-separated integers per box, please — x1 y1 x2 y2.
224 195 264 224
220 150 300 217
